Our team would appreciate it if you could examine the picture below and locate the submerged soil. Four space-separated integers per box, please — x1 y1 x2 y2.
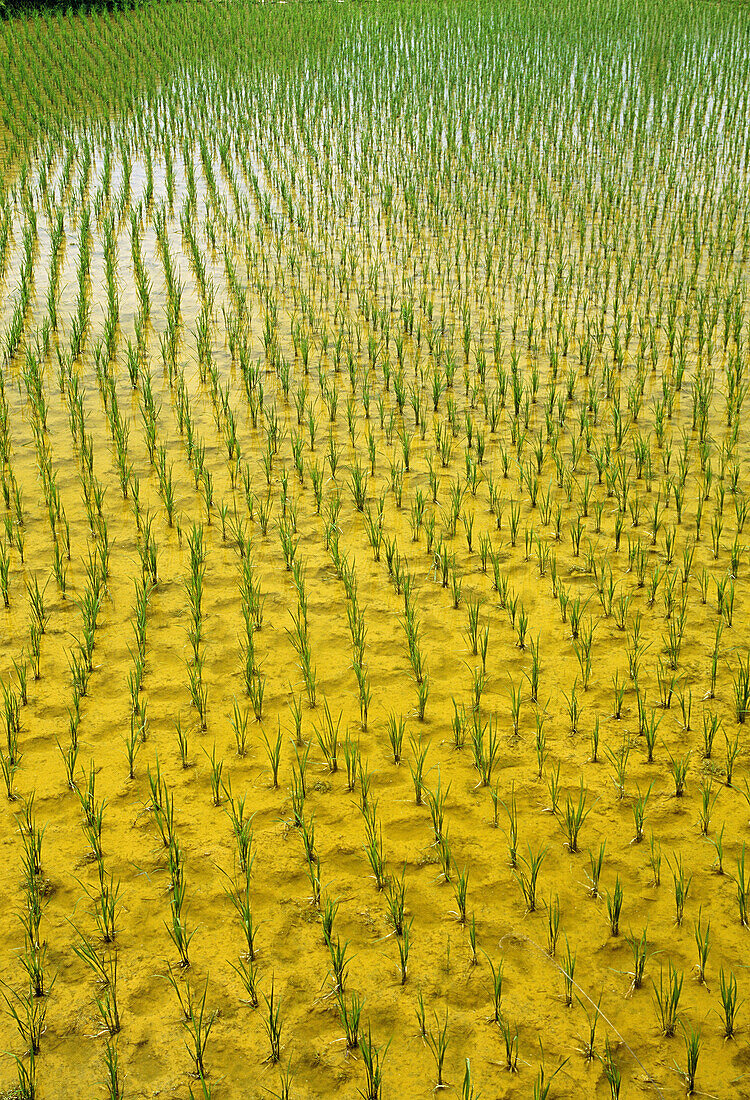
1 1 750 1097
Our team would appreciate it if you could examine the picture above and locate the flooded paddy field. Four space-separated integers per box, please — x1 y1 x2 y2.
1 0 750 1096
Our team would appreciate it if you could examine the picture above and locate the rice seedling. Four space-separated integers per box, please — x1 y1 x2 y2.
708 821 726 875
545 762 561 814
560 780 591 852
563 681 580 734
732 652 750 723
653 961 683 1037
321 895 340 948
724 729 741 786
508 679 522 739
71 932 121 1035
625 927 650 992
459 1058 479 1100
576 992 602 1061
481 951 504 1024
450 862 469 924
179 976 216 1081
314 700 341 773
495 1013 519 1072
262 978 284 1065
690 907 711 985
2 979 51 1059
667 853 693 927
260 724 283 789
325 932 353 995
363 811 388 892
422 1008 450 1089
590 716 600 763
359 1023 390 1100
385 867 407 937
501 783 519 868
102 1036 123 1100
337 988 365 1048
604 739 630 800
514 843 546 913
230 954 261 1010
26 576 49 635
465 597 480 656
532 1043 568 1100
666 749 691 798
534 712 549 779
677 1022 701 1096
649 833 663 888
641 706 661 764
629 781 651 843
203 744 224 807
395 918 412 984
736 845 749 926
718 969 741 1039
425 772 450 844
606 876 624 936
547 893 561 957
600 1039 621 1100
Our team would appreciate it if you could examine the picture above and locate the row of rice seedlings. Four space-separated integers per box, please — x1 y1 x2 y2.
184 521 209 732
146 760 195 972
1 795 53 1099
68 748 125 1095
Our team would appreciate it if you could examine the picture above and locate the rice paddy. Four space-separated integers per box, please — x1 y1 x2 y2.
1 0 750 1096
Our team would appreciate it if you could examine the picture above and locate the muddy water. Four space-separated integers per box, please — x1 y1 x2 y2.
1 1 750 1098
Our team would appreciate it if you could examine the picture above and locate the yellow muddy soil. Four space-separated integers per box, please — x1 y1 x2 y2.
1 2 750 1098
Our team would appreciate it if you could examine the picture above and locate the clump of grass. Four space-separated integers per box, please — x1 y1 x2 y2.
531 1042 568 1100
736 844 749 926
677 1022 701 1096
395 918 412 984
425 771 450 844
499 1015 519 1071
605 876 623 936
600 1038 621 1100
260 724 283 789
336 988 364 1049
718 969 741 1039
386 712 405 764
314 700 341 772
648 833 662 887
547 893 560 957
71 931 121 1035
576 992 602 1061
625 926 650 991
631 782 652 843
560 779 591 852
666 749 691 797
178 976 216 1082
501 783 519 868
262 978 283 1064
450 862 469 924
424 1009 450 1089
484 953 503 1023
514 843 547 913
669 853 692 927
360 1023 390 1100
653 961 683 1036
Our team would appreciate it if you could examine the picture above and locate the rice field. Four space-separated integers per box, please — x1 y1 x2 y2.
1 0 750 1096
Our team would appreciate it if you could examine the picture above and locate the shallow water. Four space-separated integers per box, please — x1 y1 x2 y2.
1 1 750 1097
